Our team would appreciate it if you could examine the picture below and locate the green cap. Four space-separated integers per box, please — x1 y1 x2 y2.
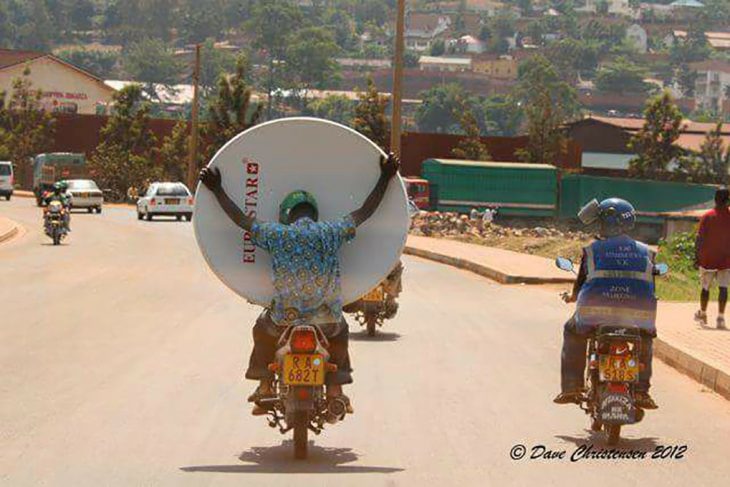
279 190 318 224
53 181 68 191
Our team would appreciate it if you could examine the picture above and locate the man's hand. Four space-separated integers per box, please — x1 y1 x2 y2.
380 152 400 180
200 167 222 193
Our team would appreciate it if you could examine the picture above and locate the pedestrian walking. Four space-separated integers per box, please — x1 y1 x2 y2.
695 188 730 329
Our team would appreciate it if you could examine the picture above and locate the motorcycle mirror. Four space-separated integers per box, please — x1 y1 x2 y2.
654 263 669 276
555 257 575 273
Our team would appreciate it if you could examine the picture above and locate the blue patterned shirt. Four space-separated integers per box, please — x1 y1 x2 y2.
251 216 356 325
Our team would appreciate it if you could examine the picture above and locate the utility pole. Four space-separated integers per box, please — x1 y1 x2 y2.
187 43 201 191
390 0 406 156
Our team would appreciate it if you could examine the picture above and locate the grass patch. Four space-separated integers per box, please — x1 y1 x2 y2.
656 231 703 302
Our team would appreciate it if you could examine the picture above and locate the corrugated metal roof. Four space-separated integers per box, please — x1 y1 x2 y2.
425 159 556 169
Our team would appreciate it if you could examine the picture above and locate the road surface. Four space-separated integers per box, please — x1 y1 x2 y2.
1 197 730 486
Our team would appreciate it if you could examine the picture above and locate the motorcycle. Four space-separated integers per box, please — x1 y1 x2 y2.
555 257 668 446
44 200 68 245
257 324 348 460
345 262 403 336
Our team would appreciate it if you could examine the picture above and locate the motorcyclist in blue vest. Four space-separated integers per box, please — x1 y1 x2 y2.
554 198 659 410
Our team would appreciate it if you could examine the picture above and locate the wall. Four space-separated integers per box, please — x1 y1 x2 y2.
0 56 115 115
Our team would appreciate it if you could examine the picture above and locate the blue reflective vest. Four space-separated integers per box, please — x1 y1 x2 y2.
575 235 657 333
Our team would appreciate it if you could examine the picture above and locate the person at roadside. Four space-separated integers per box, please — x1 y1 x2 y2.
554 198 659 410
44 181 71 232
694 188 730 330
199 153 401 416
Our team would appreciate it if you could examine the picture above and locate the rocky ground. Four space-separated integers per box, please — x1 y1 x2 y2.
409 211 593 262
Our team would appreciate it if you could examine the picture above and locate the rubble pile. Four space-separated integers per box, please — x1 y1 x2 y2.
410 211 592 242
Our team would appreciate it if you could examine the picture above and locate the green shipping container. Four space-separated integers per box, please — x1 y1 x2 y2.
559 175 717 222
422 159 558 216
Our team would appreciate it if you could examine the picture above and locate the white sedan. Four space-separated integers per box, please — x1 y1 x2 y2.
66 179 104 213
137 182 194 222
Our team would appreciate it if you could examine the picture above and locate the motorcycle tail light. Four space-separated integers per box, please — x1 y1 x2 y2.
297 389 310 400
187 197 194 205
291 329 317 353
608 383 628 393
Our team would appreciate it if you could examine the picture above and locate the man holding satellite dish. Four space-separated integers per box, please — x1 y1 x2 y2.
199 153 400 415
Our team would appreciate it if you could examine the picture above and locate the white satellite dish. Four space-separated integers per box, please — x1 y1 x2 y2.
193 117 409 306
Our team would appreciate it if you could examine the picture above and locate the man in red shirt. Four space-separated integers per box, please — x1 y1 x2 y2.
695 188 730 329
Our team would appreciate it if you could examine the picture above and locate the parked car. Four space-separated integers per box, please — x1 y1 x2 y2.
137 182 193 221
66 179 104 213
0 161 13 201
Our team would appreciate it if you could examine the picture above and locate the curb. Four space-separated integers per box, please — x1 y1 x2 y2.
0 219 20 244
406 242 730 401
654 338 730 400
403 246 575 285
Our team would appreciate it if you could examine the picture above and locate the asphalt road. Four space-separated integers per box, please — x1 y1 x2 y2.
2 197 730 486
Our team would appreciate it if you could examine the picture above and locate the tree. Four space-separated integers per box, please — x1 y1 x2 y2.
57 49 119 79
249 0 303 118
306 95 354 125
122 38 183 101
416 84 474 134
483 94 522 137
286 27 341 92
0 68 55 186
451 103 491 161
88 85 159 200
179 0 225 44
199 39 237 96
404 50 420 68
157 121 189 182
352 77 390 151
203 57 262 161
595 57 650 94
677 122 730 183
628 91 683 179
514 56 579 165
430 39 446 56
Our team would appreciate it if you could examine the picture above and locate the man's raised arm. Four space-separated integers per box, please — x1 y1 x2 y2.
199 167 256 232
349 153 400 227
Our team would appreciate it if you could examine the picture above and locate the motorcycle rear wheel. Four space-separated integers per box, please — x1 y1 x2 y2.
53 231 60 245
605 424 621 446
293 411 309 460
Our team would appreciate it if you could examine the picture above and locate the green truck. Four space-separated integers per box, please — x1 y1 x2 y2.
421 159 559 217
33 153 87 206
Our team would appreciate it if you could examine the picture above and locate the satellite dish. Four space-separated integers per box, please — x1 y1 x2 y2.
193 117 409 306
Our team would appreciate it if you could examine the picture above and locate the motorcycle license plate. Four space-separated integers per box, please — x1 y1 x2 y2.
362 286 384 302
599 355 639 382
282 354 325 386
165 198 179 205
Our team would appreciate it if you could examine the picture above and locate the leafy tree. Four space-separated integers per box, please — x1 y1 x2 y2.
430 39 446 56
88 85 159 200
306 95 354 125
596 0 609 15
482 94 522 137
122 38 183 101
157 120 189 182
57 49 120 79
352 77 390 151
249 0 303 117
487 10 516 55
67 0 96 31
203 57 262 161
0 68 55 186
628 91 683 179
416 84 473 134
451 103 491 161
676 64 698 97
404 50 420 68
677 122 730 183
595 57 650 94
286 27 341 92
198 39 237 96
15 0 54 50
517 0 532 16
514 55 578 165
179 0 225 44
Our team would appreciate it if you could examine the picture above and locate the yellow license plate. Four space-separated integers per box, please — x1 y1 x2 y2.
282 354 325 386
362 286 384 302
599 355 639 382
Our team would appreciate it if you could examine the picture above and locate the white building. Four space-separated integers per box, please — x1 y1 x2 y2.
692 61 730 113
404 13 452 52
450 35 487 54
578 0 635 17
626 24 648 53
418 56 472 72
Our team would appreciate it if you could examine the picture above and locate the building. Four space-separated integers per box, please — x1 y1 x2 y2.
566 115 730 172
472 54 518 80
577 0 635 17
691 60 730 113
450 35 487 54
418 55 472 72
626 24 648 54
0 48 116 115
404 13 451 52
672 30 730 51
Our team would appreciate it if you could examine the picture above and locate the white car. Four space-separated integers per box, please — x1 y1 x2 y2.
66 179 104 213
137 182 193 221
0 161 13 201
